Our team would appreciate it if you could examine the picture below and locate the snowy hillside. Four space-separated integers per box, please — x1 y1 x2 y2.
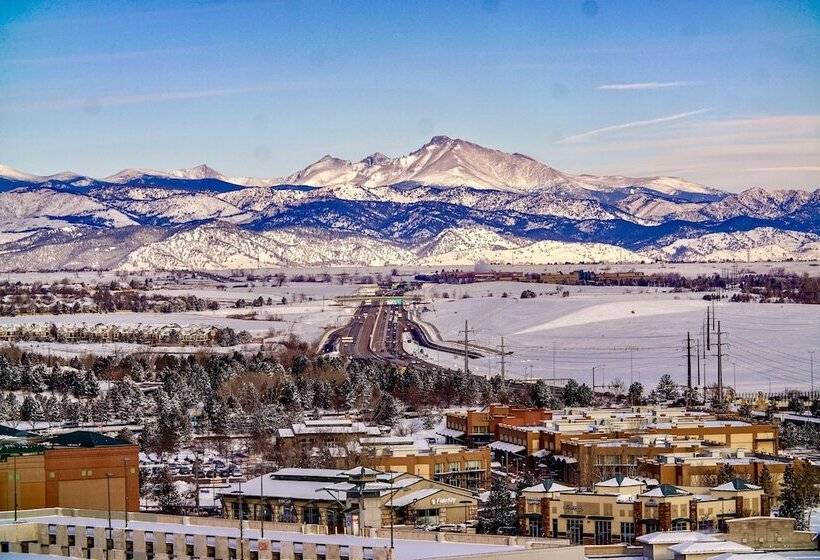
647 227 820 262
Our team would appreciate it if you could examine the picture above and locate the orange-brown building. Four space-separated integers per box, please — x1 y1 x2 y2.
0 430 139 513
444 404 553 447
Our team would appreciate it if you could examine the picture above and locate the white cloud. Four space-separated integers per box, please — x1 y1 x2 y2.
557 108 712 144
598 81 703 91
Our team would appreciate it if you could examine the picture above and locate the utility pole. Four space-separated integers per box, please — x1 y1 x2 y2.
592 366 596 392
500 337 506 383
706 308 711 351
712 300 716 331
810 351 815 396
686 332 693 403
459 321 475 376
716 320 724 403
696 339 701 387
552 341 556 387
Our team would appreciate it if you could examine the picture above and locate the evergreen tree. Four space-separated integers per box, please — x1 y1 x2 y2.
628 382 644 405
653 374 680 402
152 467 183 514
20 395 44 422
758 464 774 496
717 462 735 484
478 477 517 534
777 462 819 530
575 384 594 407
562 379 580 406
372 394 403 428
530 380 558 409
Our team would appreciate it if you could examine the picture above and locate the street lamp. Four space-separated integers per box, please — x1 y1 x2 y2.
123 458 129 528
105 472 113 560
232 482 245 560
388 470 394 550
12 456 18 523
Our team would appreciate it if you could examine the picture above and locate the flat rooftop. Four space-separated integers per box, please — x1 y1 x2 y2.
0 515 525 560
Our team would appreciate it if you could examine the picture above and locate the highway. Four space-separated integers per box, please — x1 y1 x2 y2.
324 302 486 370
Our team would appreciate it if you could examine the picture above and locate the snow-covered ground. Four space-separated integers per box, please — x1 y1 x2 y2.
0 301 354 347
410 281 820 393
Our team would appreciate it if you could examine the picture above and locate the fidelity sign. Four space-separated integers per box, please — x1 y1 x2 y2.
431 497 457 506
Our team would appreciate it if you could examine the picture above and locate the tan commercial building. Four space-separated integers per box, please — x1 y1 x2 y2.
517 474 766 544
219 467 478 533
637 451 791 498
360 438 491 491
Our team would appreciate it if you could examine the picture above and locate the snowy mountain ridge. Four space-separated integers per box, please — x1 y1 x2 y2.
0 136 817 270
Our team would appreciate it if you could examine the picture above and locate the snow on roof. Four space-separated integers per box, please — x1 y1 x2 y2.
217 476 344 502
637 531 719 545
709 553 790 560
596 474 645 488
711 478 762 492
668 541 754 555
389 488 441 508
488 441 526 454
272 468 348 480
2 514 523 560
343 466 380 476
640 484 691 498
522 479 575 494
436 427 464 438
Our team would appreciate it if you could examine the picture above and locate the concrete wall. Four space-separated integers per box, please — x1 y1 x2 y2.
724 516 817 550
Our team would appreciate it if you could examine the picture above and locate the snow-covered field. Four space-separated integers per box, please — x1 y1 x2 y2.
410 281 819 393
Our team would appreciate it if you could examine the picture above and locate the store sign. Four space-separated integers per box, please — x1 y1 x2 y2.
431 497 458 506
564 503 586 514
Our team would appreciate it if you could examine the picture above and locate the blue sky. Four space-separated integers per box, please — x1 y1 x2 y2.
1 0 818 190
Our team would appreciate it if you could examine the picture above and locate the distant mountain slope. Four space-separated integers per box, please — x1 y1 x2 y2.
0 135 817 270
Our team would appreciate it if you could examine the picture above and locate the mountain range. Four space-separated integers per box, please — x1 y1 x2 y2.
0 136 817 271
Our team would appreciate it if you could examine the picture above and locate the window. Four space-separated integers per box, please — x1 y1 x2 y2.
552 519 559 538
303 505 321 525
529 517 543 537
466 460 481 470
620 522 635 544
672 519 688 531
434 463 445 474
567 519 583 544
448 462 461 472
594 520 611 545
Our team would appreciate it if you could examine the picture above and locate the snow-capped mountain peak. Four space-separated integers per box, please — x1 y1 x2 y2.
170 164 224 180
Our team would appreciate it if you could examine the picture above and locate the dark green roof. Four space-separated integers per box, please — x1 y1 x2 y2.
0 425 35 438
656 484 689 496
47 431 129 448
725 478 760 491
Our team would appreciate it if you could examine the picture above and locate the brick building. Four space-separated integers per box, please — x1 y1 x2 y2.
0 430 139 513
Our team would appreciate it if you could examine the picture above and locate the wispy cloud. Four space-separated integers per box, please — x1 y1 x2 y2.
2 47 202 66
747 166 820 172
557 108 712 144
598 81 703 91
2 82 324 112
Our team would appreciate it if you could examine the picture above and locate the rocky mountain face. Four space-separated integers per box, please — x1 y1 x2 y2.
0 137 817 271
